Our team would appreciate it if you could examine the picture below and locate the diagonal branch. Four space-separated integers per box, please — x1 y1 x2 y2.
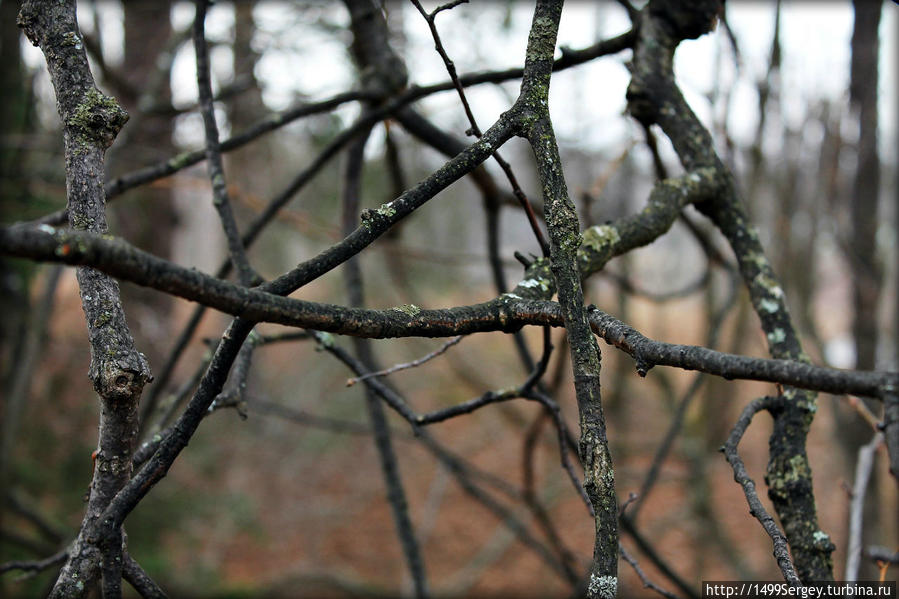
411 0 549 256
337 112 428 596
627 1 834 580
346 336 462 387
122 553 167 599
192 0 259 287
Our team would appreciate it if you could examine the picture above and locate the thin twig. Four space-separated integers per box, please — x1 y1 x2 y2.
619 492 639 516
866 546 899 565
521 411 582 581
530 388 592 505
619 544 683 599
846 432 884 580
252 398 379 437
211 334 257 419
410 0 550 256
347 335 463 386
630 272 738 520
720 396 801 585
0 265 62 510
845 395 882 430
0 549 68 578
316 331 573 582
193 0 259 287
619 516 699 599
5 493 66 545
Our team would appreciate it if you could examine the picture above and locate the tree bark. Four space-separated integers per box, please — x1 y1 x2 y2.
17 1 151 595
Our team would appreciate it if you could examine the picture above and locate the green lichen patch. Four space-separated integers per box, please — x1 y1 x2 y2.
67 87 129 148
580 225 620 258
813 530 831 544
93 310 113 329
759 298 780 314
391 304 420 317
376 202 397 218
766 328 786 345
768 454 811 492
519 277 550 292
588 574 618 599
754 272 785 298
315 332 335 349
168 151 194 171
62 31 82 49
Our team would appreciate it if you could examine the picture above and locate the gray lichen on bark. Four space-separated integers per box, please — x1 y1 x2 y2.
626 0 834 581
517 1 619 591
18 0 151 596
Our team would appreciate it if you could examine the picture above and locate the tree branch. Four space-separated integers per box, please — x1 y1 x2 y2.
518 3 617 593
721 397 801 584
192 0 259 287
627 0 834 579
17 1 151 595
3 224 899 402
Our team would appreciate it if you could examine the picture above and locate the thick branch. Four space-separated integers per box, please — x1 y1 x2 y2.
627 1 833 580
17 1 150 596
3 225 899 400
518 1 618 594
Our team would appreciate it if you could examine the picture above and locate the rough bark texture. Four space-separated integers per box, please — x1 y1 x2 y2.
3 2 895 595
519 3 618 594
627 0 833 581
17 1 151 596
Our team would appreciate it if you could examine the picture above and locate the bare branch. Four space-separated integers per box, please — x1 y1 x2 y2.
346 335 463 387
4 224 899 401
628 2 834 577
619 544 682 599
846 432 884 580
122 553 167 599
721 396 800 585
17 1 151 595
193 0 259 287
411 0 549 255
0 549 68 578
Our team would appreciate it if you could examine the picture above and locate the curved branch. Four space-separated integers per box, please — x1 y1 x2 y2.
721 397 801 585
627 0 834 579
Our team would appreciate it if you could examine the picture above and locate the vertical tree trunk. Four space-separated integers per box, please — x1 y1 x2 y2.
849 1 882 374
840 0 884 579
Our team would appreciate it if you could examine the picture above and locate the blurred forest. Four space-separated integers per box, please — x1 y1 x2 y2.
0 1 897 597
